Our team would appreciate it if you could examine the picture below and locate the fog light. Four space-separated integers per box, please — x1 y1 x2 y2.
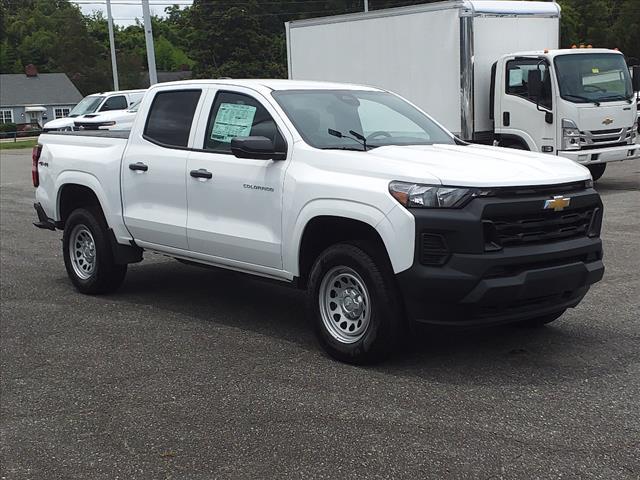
578 155 588 162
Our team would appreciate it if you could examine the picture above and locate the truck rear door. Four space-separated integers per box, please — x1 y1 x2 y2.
121 88 203 250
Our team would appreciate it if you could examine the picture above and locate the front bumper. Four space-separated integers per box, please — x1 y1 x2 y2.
559 143 639 165
395 186 604 326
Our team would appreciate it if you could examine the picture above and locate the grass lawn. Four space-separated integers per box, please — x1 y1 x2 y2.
0 139 38 150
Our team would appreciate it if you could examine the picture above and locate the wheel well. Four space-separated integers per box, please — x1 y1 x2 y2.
499 134 530 150
298 216 390 288
58 184 102 227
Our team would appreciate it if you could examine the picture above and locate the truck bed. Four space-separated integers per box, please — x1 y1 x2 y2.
44 130 130 140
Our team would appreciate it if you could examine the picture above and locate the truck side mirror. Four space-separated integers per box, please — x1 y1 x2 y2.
528 69 542 99
632 66 640 92
231 136 286 161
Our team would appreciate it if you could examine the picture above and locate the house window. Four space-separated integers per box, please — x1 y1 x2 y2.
54 108 71 119
0 109 13 124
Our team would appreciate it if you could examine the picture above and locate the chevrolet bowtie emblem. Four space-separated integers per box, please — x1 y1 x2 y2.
602 118 613 126
544 195 571 211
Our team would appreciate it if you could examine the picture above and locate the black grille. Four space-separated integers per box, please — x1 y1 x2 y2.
485 207 596 248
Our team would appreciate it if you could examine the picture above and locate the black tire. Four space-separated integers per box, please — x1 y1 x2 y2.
518 310 566 328
62 208 127 294
307 242 403 364
587 163 607 181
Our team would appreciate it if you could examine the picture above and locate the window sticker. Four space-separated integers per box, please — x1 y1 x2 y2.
591 67 600 74
210 103 257 142
509 69 523 87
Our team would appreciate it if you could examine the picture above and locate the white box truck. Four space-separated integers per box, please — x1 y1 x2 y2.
285 0 639 180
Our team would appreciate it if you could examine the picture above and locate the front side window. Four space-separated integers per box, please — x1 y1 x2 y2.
101 95 128 111
0 109 13 123
506 59 552 109
272 89 454 150
554 53 633 104
54 108 70 119
144 90 202 148
69 96 104 117
204 91 284 153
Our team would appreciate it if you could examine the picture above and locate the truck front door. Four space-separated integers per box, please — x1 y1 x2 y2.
497 57 556 153
185 87 290 270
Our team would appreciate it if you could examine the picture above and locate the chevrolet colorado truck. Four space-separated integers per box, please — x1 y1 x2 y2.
33 80 604 363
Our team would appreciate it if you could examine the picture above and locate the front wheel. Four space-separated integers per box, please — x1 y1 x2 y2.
587 163 607 181
307 243 403 364
62 208 127 294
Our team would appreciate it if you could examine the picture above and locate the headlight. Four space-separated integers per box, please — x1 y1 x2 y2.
631 120 638 142
389 181 474 208
562 119 581 151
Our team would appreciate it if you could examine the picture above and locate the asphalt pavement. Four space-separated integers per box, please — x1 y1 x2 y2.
1 149 639 479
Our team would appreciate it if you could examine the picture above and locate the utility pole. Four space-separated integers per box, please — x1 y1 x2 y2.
105 0 119 90
364 0 369 12
141 0 158 85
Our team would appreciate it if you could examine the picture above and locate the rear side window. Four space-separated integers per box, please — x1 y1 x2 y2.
204 91 284 154
144 90 201 148
101 95 128 111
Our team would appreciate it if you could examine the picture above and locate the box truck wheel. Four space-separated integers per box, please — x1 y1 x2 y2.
587 164 606 181
307 242 403 364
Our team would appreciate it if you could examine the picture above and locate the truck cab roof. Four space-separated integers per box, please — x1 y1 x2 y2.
503 48 623 60
147 79 383 94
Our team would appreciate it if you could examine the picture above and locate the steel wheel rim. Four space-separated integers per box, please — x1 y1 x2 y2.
319 266 371 344
69 224 96 280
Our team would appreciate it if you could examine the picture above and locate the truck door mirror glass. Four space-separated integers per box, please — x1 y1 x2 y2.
632 66 640 92
231 136 286 161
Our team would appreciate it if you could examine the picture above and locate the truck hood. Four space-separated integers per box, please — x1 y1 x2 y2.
361 143 591 187
43 117 75 129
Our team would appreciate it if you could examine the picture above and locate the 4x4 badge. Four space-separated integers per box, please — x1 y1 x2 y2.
544 195 571 211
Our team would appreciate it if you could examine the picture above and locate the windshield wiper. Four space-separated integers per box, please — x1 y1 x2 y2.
320 146 368 151
598 94 633 104
563 94 600 106
327 128 369 151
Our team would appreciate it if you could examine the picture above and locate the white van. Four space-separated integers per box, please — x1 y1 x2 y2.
43 89 146 132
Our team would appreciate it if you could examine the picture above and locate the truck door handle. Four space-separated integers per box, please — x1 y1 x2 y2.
190 169 213 180
129 162 148 172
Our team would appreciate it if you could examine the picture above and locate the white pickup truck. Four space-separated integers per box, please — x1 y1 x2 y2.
33 80 605 363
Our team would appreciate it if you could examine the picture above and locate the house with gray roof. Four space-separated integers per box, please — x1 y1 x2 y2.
0 65 83 127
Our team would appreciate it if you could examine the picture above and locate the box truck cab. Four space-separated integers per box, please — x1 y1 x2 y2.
493 48 638 180
285 0 639 180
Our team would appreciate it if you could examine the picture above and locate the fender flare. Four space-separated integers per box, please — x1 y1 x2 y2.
284 199 415 276
55 171 132 242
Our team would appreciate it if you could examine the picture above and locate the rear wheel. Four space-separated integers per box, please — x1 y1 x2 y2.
518 310 566 328
63 208 127 294
587 163 607 181
307 243 403 364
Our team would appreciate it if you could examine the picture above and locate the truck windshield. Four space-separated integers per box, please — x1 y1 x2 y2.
69 96 105 117
272 90 454 150
554 53 633 104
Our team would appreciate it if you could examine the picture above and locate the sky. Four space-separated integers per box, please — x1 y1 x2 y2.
73 0 193 26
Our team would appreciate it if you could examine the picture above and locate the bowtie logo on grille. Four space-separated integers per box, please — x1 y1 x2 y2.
544 195 571 211
602 118 613 126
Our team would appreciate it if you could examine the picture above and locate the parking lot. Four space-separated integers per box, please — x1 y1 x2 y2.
1 149 638 479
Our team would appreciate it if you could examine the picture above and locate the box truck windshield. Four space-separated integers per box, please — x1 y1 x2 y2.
554 53 633 104
272 90 454 149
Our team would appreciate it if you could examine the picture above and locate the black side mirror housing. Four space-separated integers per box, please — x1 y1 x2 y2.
528 69 542 99
632 65 640 92
231 136 286 161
